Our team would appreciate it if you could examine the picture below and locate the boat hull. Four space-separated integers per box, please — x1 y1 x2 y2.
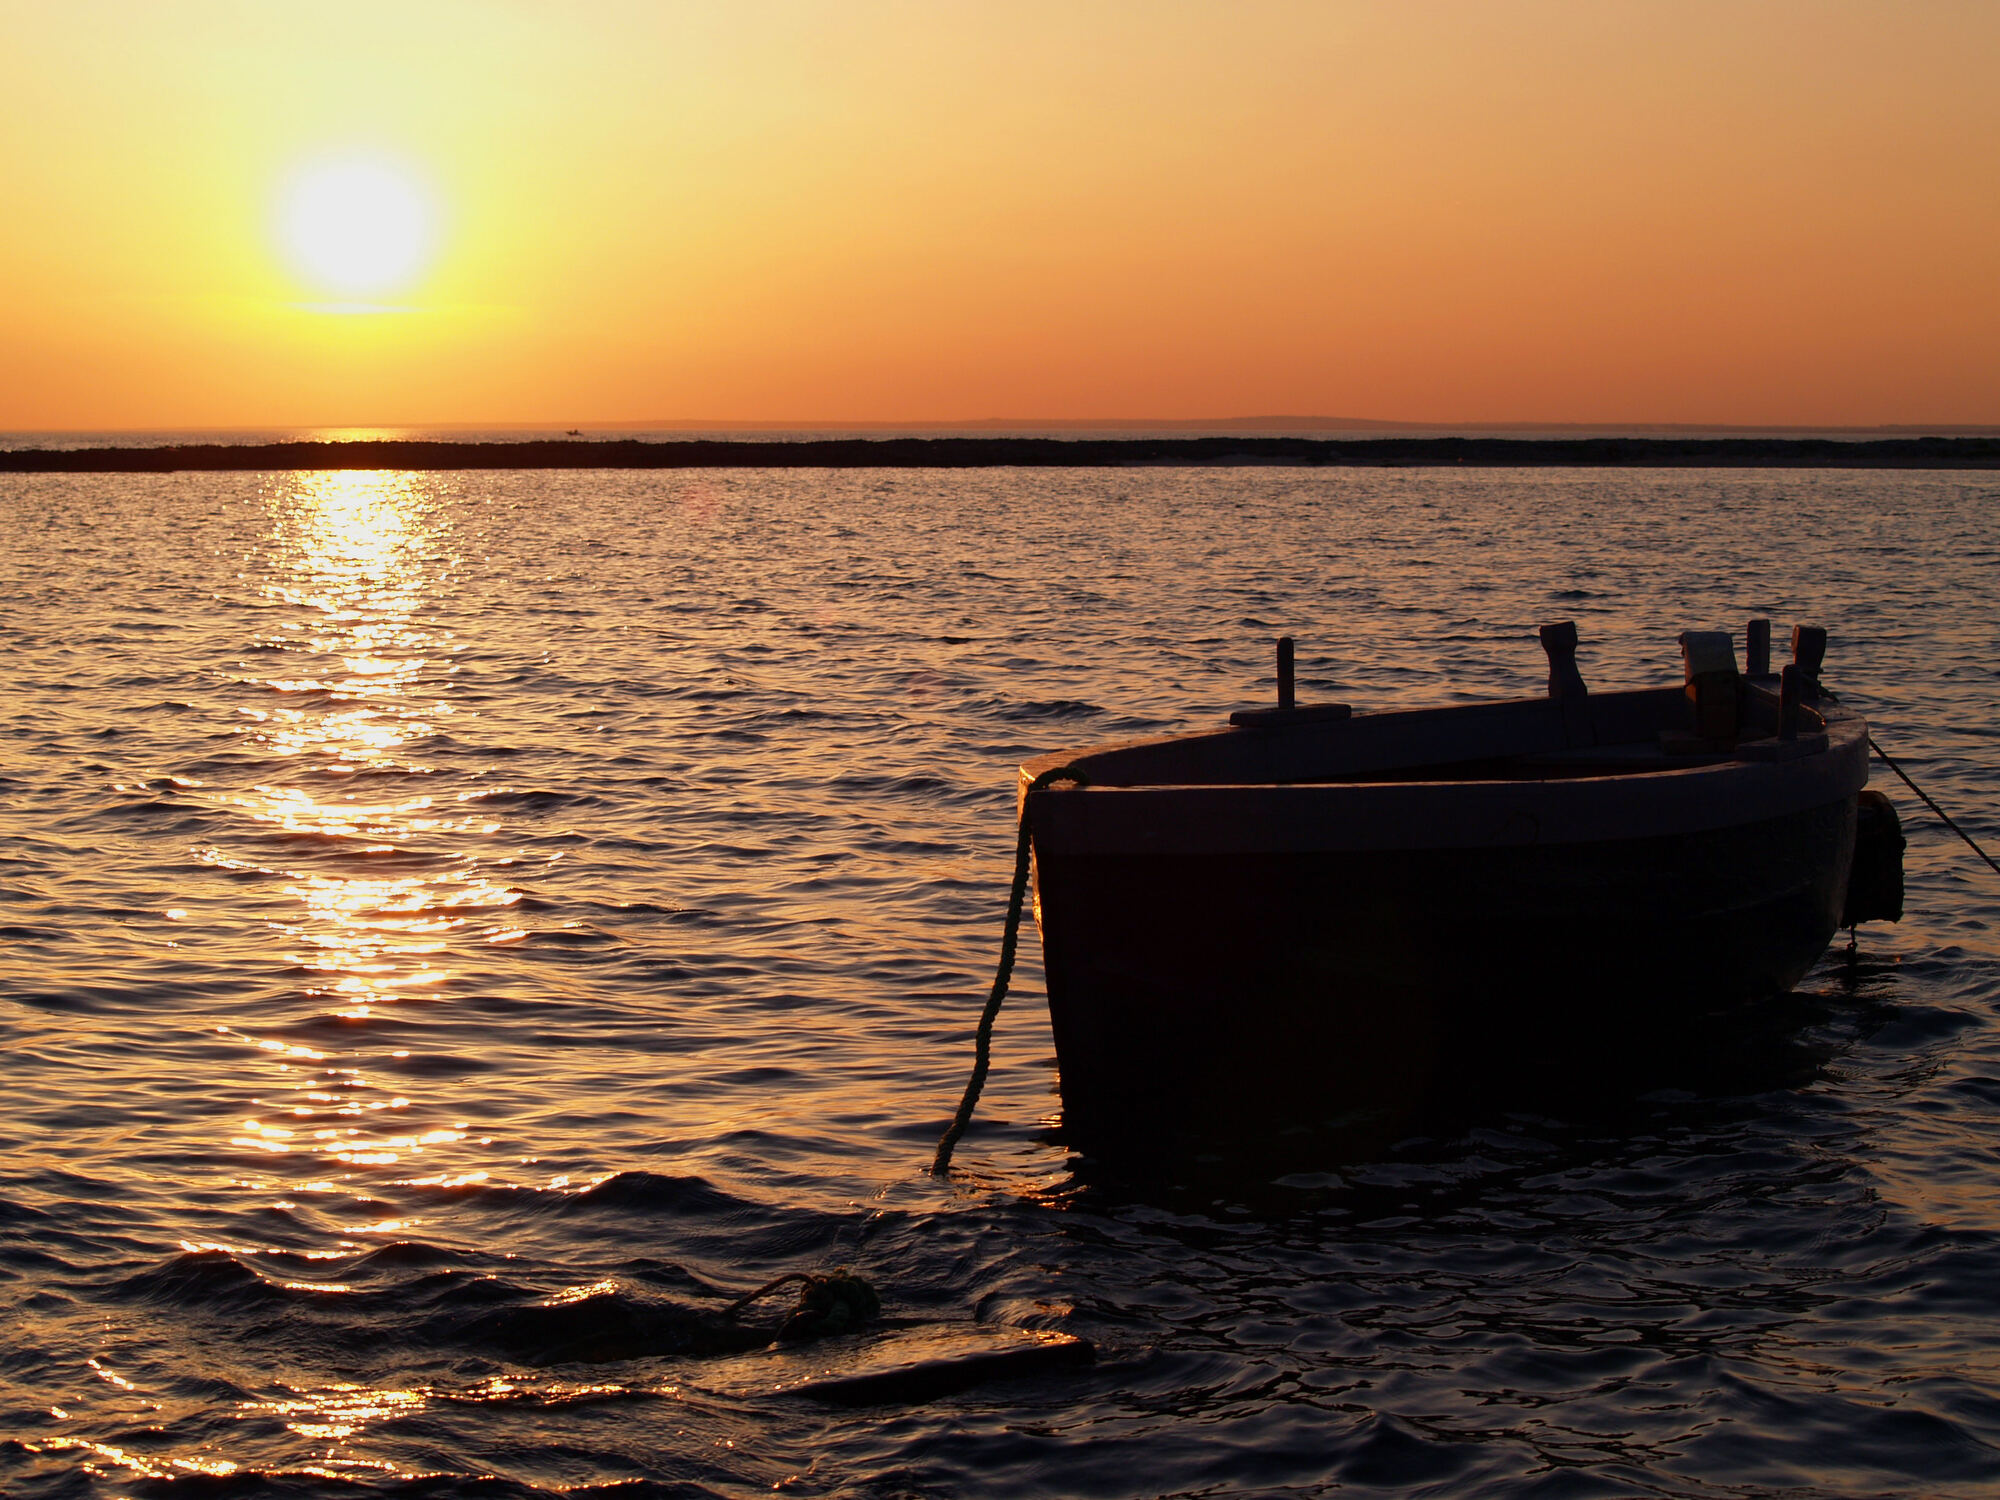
1031 795 1858 1141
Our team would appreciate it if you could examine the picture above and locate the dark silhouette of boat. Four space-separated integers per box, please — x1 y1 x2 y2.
1020 622 1903 1141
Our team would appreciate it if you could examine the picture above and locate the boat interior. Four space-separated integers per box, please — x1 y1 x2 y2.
1038 678 1835 790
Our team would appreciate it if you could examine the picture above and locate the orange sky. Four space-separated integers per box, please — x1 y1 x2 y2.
3 0 1996 430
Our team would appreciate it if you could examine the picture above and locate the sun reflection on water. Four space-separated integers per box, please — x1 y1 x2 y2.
243 1383 427 1443
216 472 512 1173
248 469 450 769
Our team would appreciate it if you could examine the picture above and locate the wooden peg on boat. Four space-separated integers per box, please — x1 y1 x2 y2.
1680 630 1741 743
1227 637 1353 727
1746 618 1771 676
1537 621 1588 701
1779 664 1803 741
1791 626 1827 702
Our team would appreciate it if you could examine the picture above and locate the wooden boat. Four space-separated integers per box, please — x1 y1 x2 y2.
1019 622 1903 1141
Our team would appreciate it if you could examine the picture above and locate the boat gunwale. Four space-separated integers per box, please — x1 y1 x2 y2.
1020 690 1871 855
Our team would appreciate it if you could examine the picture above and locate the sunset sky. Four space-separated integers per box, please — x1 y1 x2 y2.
4 0 1996 430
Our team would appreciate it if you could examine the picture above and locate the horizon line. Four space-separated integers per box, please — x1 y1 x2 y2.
9 416 2000 437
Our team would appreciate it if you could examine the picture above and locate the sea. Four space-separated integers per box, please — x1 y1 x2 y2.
1 462 1997 1498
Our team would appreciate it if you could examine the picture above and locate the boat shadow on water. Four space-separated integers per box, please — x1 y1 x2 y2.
1041 945 1907 1201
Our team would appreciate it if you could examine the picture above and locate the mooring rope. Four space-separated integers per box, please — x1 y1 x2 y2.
930 765 1088 1177
1868 736 2000 879
1818 686 1999 881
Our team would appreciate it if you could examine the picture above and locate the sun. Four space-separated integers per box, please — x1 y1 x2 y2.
279 160 437 299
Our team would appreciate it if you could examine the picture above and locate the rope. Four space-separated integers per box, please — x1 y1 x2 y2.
724 1273 812 1318
1816 685 1997 880
1868 736 2000 879
930 765 1087 1177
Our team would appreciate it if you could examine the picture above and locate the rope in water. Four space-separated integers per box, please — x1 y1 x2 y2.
724 1273 814 1318
931 765 1087 1177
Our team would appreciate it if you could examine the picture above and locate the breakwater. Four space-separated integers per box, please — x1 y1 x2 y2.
5 433 2000 471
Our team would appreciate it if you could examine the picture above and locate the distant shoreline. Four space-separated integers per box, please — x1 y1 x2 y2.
4 435 1999 472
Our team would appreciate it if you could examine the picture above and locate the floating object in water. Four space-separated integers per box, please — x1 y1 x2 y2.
789 1326 1093 1405
1002 621 1901 1143
703 1324 1095 1405
726 1268 881 1342
454 1268 879 1365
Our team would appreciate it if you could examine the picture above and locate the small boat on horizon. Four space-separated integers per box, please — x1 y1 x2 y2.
1018 621 1904 1142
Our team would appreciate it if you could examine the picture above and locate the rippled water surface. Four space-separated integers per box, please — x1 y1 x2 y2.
3 467 1998 1497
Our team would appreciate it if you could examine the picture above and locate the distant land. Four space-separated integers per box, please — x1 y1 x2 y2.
8 417 2000 450
580 417 2000 437
3 435 1999 472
